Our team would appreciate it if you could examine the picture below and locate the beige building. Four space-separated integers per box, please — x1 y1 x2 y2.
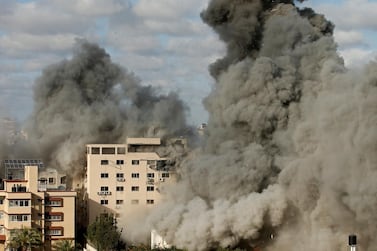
86 138 176 224
0 164 76 251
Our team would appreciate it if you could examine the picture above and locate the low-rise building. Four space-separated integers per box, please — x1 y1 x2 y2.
0 164 76 251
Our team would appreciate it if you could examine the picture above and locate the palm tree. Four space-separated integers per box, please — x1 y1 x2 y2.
7 227 42 251
52 240 75 251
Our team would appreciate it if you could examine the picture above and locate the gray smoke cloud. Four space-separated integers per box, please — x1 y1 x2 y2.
124 1 377 251
24 40 190 174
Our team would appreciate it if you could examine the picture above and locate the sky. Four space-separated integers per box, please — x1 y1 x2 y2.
0 0 377 126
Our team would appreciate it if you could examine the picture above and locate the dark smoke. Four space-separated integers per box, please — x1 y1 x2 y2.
125 1 377 251
24 40 190 173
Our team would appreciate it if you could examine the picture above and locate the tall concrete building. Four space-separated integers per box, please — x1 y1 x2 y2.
0 164 76 251
85 138 177 224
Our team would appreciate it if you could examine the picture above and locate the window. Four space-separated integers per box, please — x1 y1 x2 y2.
0 199 3 205
9 215 29 222
146 200 154 204
101 160 109 165
132 160 139 165
100 186 109 191
131 200 139 205
9 200 29 207
162 173 170 178
147 173 155 178
92 147 100 154
100 200 108 205
131 186 139 191
116 173 124 178
116 160 124 165
116 186 124 191
131 173 139 178
147 186 154 191
46 198 63 207
116 200 124 205
47 228 63 236
48 178 55 184
101 173 109 178
46 213 63 221
117 147 126 154
102 147 115 154
60 176 67 184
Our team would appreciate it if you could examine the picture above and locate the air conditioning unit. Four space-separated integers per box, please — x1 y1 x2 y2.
159 178 165 182
117 178 125 182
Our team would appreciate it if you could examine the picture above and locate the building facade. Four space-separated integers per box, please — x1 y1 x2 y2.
86 138 176 224
0 165 76 251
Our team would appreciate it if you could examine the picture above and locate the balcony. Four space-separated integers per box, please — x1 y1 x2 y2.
11 186 27 192
97 191 111 196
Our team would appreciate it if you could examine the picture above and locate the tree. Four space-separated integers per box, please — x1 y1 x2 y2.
52 240 76 251
7 227 42 251
86 213 121 251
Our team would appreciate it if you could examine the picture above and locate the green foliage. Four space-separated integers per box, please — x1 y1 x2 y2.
52 240 76 251
86 213 121 251
7 227 42 251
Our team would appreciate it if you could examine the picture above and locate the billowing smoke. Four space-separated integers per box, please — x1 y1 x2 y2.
124 1 377 251
24 40 190 174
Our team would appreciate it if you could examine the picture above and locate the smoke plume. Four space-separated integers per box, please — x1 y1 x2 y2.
24 40 190 173
124 1 377 251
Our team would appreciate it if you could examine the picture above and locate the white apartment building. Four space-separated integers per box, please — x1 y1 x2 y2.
86 138 176 224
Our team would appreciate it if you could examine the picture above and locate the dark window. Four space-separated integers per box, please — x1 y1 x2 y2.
117 147 126 154
131 186 139 191
116 160 124 165
101 173 109 178
100 200 108 205
132 160 139 165
100 186 109 191
147 173 155 178
147 199 154 204
116 173 124 178
147 186 154 191
92 147 100 154
131 173 139 178
116 200 124 205
60 176 67 184
116 186 124 191
102 147 115 154
162 173 170 178
101 160 109 165
48 178 55 184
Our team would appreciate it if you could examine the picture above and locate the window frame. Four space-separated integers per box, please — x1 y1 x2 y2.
131 186 139 191
131 160 139 165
